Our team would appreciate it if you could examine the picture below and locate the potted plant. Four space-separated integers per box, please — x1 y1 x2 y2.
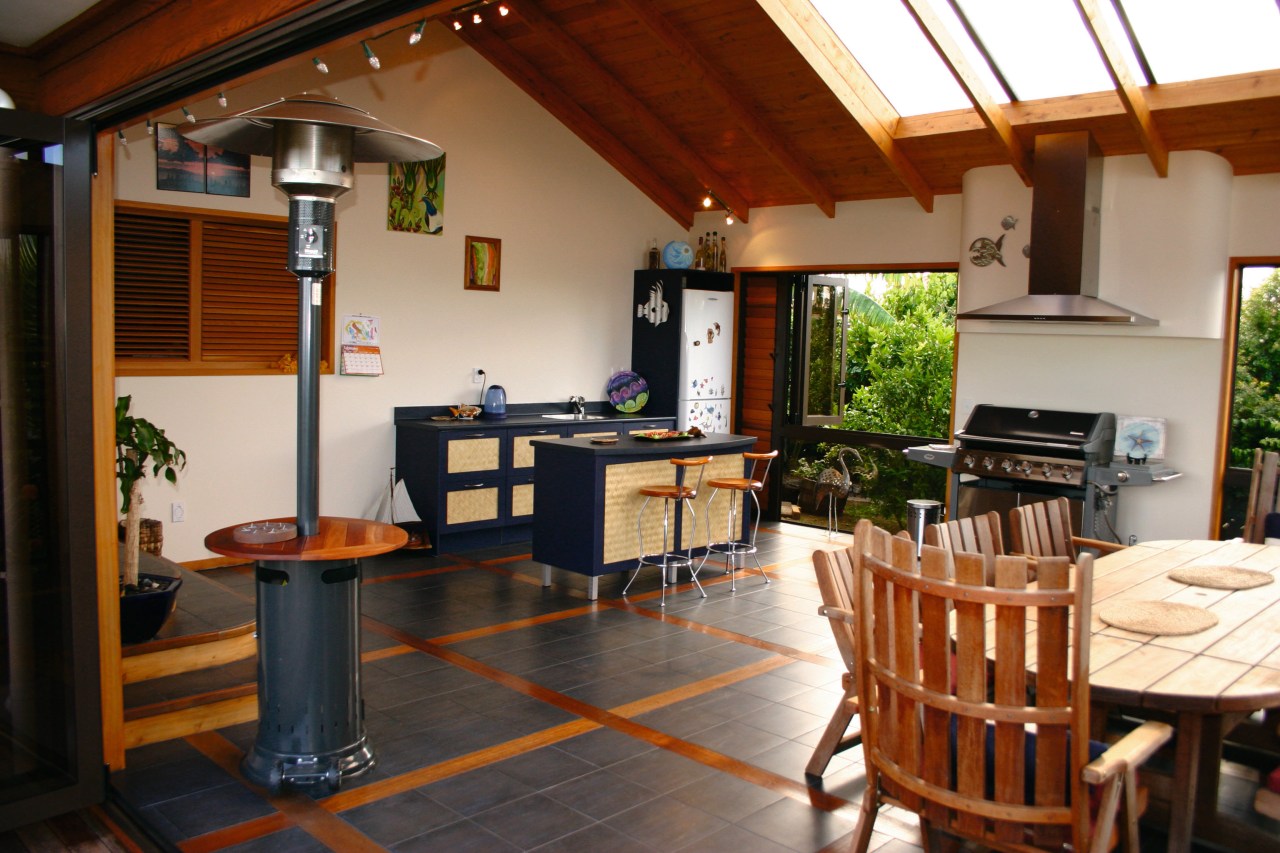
116 395 187 642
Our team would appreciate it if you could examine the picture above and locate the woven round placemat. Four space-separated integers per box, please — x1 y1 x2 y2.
1168 565 1275 590
1097 601 1219 636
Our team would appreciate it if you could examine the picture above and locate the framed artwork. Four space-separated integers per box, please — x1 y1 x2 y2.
388 154 445 234
205 143 251 197
155 123 205 193
465 236 501 292
1115 415 1167 463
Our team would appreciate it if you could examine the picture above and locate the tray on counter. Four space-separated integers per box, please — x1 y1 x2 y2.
634 430 698 441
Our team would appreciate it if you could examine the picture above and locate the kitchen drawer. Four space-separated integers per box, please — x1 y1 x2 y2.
443 430 504 478
507 474 536 521
441 478 502 531
508 425 563 471
624 419 676 434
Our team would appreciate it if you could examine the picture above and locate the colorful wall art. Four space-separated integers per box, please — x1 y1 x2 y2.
155 123 250 197
388 155 446 234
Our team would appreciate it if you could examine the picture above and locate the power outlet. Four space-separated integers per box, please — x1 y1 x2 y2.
472 367 485 384
171 501 186 523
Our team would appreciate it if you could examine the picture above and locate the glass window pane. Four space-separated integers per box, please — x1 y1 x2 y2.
1122 0 1280 84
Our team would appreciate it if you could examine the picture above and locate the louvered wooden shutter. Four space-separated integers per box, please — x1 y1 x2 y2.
201 222 297 361
115 212 191 358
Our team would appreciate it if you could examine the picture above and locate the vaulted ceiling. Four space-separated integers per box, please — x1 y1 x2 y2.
4 0 1279 228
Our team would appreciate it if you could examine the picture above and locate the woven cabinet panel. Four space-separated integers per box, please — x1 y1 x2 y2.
447 437 500 473
511 482 534 518
513 434 558 469
601 454 742 564
446 486 499 525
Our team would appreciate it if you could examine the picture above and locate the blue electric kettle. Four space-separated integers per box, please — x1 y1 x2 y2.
482 384 507 419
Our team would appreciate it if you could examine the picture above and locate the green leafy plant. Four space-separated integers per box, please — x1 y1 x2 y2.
116 395 186 591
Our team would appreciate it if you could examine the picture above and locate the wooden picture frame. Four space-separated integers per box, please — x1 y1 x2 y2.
465 235 501 292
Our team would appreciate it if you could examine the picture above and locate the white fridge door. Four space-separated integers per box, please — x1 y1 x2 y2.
679 290 733 398
680 397 730 433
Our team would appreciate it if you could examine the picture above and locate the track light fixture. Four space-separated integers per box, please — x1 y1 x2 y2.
362 41 381 70
702 189 735 226
313 56 329 73
146 118 154 135
409 19 427 44
450 0 511 29
117 129 126 144
453 19 463 30
218 91 228 108
181 106 195 123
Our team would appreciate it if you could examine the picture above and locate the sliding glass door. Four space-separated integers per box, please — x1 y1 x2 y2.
0 108 103 829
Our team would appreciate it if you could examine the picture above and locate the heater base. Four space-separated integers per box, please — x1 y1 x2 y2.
242 737 374 791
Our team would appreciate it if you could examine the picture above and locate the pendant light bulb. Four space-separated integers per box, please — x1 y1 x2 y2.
218 91 227 108
499 4 510 15
146 118 154 135
453 19 463 30
473 12 483 24
117 129 127 145
409 20 426 44
181 106 195 123
362 41 380 70
312 56 329 74
702 195 713 208
725 212 734 225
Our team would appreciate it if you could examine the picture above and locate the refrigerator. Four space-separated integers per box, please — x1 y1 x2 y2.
631 270 735 433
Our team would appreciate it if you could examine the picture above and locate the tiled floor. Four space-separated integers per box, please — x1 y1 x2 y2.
108 523 1275 852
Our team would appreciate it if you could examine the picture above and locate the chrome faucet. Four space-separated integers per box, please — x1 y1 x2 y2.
569 395 586 415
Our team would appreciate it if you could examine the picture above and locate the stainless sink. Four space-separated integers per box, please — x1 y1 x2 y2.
541 413 607 420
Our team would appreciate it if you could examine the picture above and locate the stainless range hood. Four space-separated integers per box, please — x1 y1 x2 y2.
959 131 1156 325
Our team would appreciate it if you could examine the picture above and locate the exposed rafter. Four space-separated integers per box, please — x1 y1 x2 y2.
615 0 836 218
754 0 934 212
1074 0 1169 176
457 22 694 229
901 0 1032 186
515 0 751 222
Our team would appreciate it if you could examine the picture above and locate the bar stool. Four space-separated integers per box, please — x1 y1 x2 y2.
697 449 777 591
623 456 711 606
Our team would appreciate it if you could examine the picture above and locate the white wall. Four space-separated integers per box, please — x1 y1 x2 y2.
114 25 677 559
113 24 1280 558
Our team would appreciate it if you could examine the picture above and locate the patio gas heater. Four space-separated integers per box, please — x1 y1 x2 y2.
184 94 441 790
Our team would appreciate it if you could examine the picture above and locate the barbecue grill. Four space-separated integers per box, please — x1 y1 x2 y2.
905 404 1179 544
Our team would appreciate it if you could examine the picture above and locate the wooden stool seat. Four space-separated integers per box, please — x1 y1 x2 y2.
624 456 711 607
699 449 777 592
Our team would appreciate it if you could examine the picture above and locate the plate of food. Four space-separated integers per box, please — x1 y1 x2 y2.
634 428 703 441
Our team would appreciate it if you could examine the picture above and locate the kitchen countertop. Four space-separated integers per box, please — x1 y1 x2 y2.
393 404 675 430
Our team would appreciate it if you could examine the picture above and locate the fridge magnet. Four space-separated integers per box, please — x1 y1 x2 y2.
155 123 205 193
465 236 501 292
205 143 250 197
389 154 445 234
1115 416 1167 464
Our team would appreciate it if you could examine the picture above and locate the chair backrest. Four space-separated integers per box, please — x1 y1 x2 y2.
854 532 1093 849
811 519 887 672
924 511 1004 583
743 449 778 489
671 455 711 496
1008 497 1076 560
1244 449 1280 544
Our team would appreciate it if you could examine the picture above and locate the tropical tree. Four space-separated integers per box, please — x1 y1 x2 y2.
1231 270 1280 465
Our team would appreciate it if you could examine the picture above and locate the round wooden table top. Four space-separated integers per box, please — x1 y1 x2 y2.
204 516 408 562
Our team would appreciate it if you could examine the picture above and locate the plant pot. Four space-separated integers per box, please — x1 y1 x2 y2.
120 572 183 644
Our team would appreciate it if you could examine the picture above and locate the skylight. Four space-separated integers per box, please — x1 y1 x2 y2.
811 0 1280 119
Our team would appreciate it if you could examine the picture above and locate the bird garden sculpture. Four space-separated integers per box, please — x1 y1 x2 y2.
815 446 871 536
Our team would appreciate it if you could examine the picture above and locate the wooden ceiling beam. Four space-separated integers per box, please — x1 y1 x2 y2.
515 0 750 222
614 0 836 218
457 22 694 229
1074 0 1169 176
900 0 1032 186
755 0 934 212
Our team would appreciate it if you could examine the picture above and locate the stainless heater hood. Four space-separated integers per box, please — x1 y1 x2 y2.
959 131 1156 325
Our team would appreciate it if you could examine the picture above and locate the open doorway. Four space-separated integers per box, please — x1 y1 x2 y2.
736 268 957 535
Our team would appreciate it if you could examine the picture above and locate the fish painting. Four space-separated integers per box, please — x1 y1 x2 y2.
968 233 1006 267
636 282 670 326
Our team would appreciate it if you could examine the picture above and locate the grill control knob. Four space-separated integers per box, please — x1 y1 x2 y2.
1001 459 1014 472
963 455 975 468
1019 461 1033 474
982 457 994 470
1062 468 1074 481
1041 464 1052 478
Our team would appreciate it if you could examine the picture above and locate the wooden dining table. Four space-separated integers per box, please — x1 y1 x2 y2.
1085 538 1280 852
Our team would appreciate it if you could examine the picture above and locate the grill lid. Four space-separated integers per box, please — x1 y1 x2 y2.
955 405 1116 460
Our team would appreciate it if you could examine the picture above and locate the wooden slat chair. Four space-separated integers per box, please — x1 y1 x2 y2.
924 510 1005 583
805 518 892 777
1243 449 1280 544
1009 497 1126 561
849 533 1172 853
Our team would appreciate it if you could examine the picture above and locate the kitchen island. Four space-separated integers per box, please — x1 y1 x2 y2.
532 432 758 599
